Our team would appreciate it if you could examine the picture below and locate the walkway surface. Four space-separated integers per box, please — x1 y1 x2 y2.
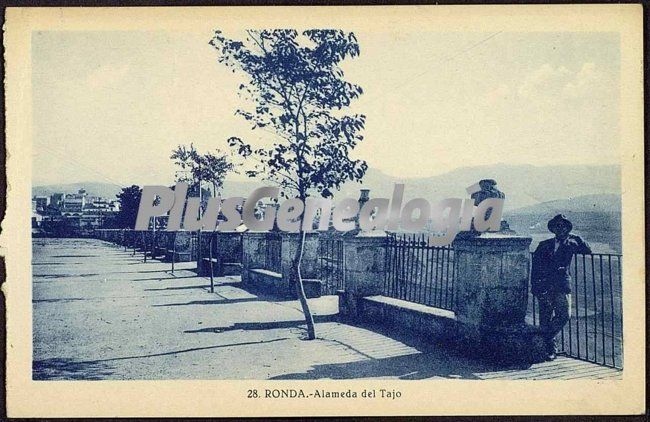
32 238 622 380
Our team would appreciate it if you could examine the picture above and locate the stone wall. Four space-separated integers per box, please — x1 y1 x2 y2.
94 228 548 363
197 231 244 276
340 232 548 364
241 231 323 298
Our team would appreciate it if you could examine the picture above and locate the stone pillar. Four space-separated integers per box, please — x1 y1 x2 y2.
173 231 192 262
215 231 244 275
280 232 321 296
339 232 388 318
452 233 547 363
197 232 214 275
241 232 267 285
280 233 320 279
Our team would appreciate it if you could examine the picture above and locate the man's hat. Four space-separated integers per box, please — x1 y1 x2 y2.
479 179 497 189
547 214 573 233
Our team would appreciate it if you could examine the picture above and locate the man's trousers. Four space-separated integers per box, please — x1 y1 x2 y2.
537 291 571 352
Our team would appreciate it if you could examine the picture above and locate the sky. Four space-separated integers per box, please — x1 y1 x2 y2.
32 30 620 187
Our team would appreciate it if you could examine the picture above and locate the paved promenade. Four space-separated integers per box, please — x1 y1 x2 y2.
32 238 621 380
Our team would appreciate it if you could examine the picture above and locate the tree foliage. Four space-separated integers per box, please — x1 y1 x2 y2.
115 185 142 229
210 29 368 341
171 143 235 197
210 29 367 199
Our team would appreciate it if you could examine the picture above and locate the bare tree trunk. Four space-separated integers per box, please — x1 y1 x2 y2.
293 229 316 340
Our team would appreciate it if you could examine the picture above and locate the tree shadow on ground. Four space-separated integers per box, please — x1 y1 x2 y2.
184 314 339 334
353 319 535 372
32 262 83 266
33 298 86 304
153 283 299 307
98 337 290 361
152 297 262 307
122 268 192 274
35 273 100 279
269 351 484 380
132 275 200 282
33 358 116 380
34 337 291 380
145 282 242 292
144 285 210 292
269 318 534 380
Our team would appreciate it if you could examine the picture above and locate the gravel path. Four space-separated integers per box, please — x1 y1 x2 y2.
33 238 617 381
32 238 456 380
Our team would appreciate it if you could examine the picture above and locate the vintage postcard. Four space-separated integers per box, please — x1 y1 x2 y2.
2 5 645 417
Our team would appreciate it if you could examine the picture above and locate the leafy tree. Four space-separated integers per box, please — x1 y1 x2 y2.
210 29 367 339
171 144 235 273
202 151 236 197
171 143 235 199
115 185 142 229
171 143 203 197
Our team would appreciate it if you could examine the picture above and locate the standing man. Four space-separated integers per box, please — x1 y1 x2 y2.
531 214 592 361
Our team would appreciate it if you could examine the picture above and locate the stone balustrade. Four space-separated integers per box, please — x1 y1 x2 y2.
240 231 323 298
93 227 546 363
197 231 244 276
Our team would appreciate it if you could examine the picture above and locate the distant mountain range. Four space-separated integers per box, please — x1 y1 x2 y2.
506 194 621 215
33 164 621 252
33 163 621 212
504 193 621 253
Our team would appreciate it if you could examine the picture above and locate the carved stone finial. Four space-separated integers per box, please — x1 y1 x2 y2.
471 179 505 207
467 179 514 235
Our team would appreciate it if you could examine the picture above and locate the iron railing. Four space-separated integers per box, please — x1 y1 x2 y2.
384 233 456 311
527 252 623 369
318 235 345 295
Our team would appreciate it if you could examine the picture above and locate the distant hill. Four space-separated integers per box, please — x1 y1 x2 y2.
34 164 621 211
504 194 621 253
506 194 621 215
336 164 620 211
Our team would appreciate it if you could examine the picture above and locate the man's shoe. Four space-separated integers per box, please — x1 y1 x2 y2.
546 352 557 361
546 338 558 357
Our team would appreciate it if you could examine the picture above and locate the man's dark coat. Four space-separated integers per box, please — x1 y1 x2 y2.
531 234 592 296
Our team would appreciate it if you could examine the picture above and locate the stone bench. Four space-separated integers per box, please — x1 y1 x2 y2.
221 262 242 276
199 257 220 276
163 249 192 262
246 269 321 299
248 268 283 291
358 295 458 343
358 295 546 364
145 247 167 259
300 278 322 299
